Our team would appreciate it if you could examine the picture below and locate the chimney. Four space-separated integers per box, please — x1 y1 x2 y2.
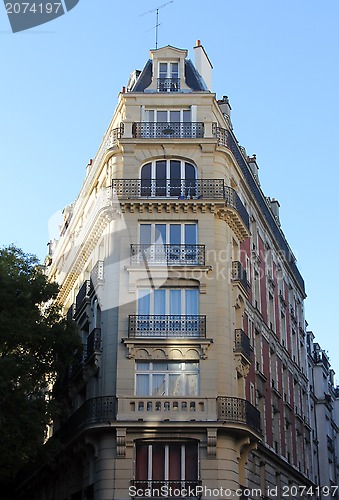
217 96 232 128
247 154 260 185
194 40 213 91
270 198 280 223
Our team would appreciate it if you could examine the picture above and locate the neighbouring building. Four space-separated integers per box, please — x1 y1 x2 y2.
18 42 339 500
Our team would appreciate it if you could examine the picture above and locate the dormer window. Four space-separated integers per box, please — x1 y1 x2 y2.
158 62 180 92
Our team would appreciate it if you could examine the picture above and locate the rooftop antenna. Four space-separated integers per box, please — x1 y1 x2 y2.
141 0 174 49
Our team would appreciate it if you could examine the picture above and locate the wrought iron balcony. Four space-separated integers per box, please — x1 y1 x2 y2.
132 122 204 139
130 244 205 266
57 396 116 442
128 315 206 339
234 329 252 362
112 179 249 230
217 396 261 433
130 480 202 498
231 261 250 294
212 124 230 147
157 77 180 92
74 279 93 317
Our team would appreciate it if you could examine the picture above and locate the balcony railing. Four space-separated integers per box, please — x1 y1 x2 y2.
128 315 206 339
234 329 252 362
112 179 249 230
132 122 204 139
212 124 230 147
157 77 180 92
118 397 215 421
231 261 250 294
130 244 205 266
57 396 116 442
74 279 93 317
130 480 202 498
217 396 261 433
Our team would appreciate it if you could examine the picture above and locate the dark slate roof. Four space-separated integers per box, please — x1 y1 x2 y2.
129 58 208 92
185 59 208 91
131 59 152 92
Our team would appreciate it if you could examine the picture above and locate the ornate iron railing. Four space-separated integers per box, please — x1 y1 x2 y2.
212 124 230 147
58 396 116 442
130 244 205 266
106 124 124 148
217 396 261 433
132 122 204 139
75 280 93 316
112 178 249 229
157 77 180 92
130 480 202 498
128 315 206 338
234 329 252 361
231 261 250 293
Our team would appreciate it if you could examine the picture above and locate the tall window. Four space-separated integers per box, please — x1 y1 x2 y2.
140 223 197 245
140 159 196 198
138 288 199 316
135 442 198 490
158 62 180 91
135 362 199 397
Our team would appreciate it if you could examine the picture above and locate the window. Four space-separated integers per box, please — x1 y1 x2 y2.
135 362 199 396
138 223 199 265
134 442 199 494
140 159 196 198
145 109 190 123
158 62 180 91
138 288 199 316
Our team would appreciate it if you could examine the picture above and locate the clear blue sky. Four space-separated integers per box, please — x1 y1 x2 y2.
1 0 338 375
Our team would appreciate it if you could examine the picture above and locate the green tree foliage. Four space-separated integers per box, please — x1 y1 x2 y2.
0 245 80 484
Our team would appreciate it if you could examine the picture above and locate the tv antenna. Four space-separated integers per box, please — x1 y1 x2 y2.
141 0 174 49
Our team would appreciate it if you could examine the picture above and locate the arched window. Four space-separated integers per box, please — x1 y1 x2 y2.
140 159 197 198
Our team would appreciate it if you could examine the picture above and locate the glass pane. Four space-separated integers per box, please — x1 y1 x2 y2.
169 160 181 197
138 289 150 315
152 374 166 396
136 361 150 371
170 289 181 315
184 224 197 244
155 160 166 196
145 110 154 121
170 225 181 244
141 162 151 197
140 224 151 245
157 110 167 122
155 224 166 244
186 374 198 396
170 62 179 78
183 110 191 122
154 289 166 315
185 289 198 315
159 63 167 78
169 374 184 396
170 110 180 122
136 374 149 395
184 163 197 197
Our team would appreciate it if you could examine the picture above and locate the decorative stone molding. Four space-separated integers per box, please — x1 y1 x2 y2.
235 358 250 378
122 339 212 360
207 428 217 458
116 428 126 458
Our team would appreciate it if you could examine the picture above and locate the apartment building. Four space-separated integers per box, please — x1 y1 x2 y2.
19 42 330 499
307 333 339 494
